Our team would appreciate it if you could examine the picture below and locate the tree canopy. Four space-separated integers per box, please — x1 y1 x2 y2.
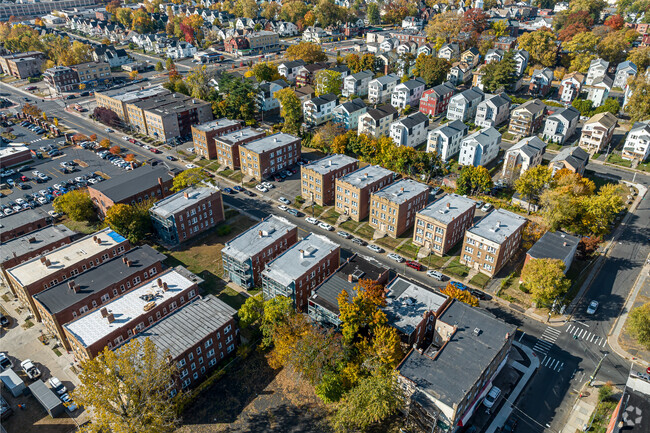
481 50 517 93
456 166 493 195
171 168 209 192
53 190 95 222
275 87 303 135
517 29 558 67
628 302 650 350
285 42 327 63
104 202 152 244
521 258 571 306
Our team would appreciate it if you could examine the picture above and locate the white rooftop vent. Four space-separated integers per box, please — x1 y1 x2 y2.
473 327 481 336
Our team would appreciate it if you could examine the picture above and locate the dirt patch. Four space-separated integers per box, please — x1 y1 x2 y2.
2 388 81 433
177 350 331 433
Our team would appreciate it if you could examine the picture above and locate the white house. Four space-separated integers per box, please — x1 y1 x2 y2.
93 45 130 68
368 74 400 104
542 106 580 145
485 49 505 64
166 41 196 59
458 127 501 167
342 70 374 97
278 60 306 82
613 61 637 89
258 79 289 112
586 75 613 108
438 43 460 60
303 93 338 127
474 93 511 128
358 104 399 138
447 62 472 86
513 50 529 76
622 121 650 161
391 78 426 109
585 58 609 86
427 120 469 161
447 87 485 122
303 26 326 43
502 136 546 179
390 112 430 148
402 16 424 30
559 72 584 103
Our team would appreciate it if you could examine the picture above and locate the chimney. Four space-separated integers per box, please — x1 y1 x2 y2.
93 236 98 243
107 313 115 323
328 160 332 167
495 221 501 229
157 278 163 287
259 230 264 237
123 256 128 264
563 241 568 247
348 274 354 283
96 237 102 245
163 282 168 291
73 284 80 293
184 191 189 199
28 237 36 243
100 307 108 318
68 281 75 290
158 177 165 198
45 259 51 267
133 327 139 335
299 249 305 259
364 173 368 179
446 202 451 210
125 259 131 267
40 256 47 264
400 187 404 194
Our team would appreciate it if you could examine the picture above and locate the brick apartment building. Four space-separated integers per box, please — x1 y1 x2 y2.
301 154 359 206
222 216 298 289
44 66 79 93
149 186 225 246
335 165 395 222
33 246 165 350
5 228 131 318
191 118 243 160
413 194 476 256
71 61 111 84
0 209 52 242
63 268 200 361
239 133 301 181
0 51 45 79
95 86 169 124
213 127 266 169
88 166 174 217
460 209 527 277
369 179 429 238
262 233 340 312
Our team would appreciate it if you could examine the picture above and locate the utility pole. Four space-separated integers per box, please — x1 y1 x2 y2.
588 352 608 386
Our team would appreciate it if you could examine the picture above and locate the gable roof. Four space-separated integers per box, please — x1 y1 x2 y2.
551 146 589 168
89 166 174 203
507 136 546 158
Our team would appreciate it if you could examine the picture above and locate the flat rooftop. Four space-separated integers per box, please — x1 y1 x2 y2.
303 154 358 176
398 300 516 408
338 165 394 189
1 225 75 264
33 246 165 315
221 216 296 263
132 92 209 116
215 127 265 147
7 228 127 288
193 118 242 133
417 194 476 225
90 166 174 203
242 132 299 154
99 85 167 103
64 269 197 348
383 277 447 336
132 295 236 359
468 208 527 244
372 179 429 205
527 231 580 262
0 208 49 235
150 186 219 219
262 233 339 287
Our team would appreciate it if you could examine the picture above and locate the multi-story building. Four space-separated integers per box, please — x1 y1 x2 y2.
461 47 480 68
126 92 213 143
94 86 168 124
5 228 131 318
88 166 174 217
390 112 430 148
301 154 359 206
262 233 340 312
245 30 280 53
446 87 485 122
335 165 395 221
508 99 546 138
578 112 617 154
413 194 476 256
191 118 243 160
502 136 546 181
586 75 613 108
0 209 51 243
222 216 298 289
460 209 527 276
43 66 78 93
342 70 374 97
549 146 589 175
614 61 637 89
239 133 301 181
458 127 501 167
258 79 289 113
529 67 554 96
63 268 200 361
297 62 329 88
213 127 266 169
33 246 165 350
278 60 306 83
474 93 511 128
130 294 238 395
427 120 468 161
368 74 401 104
369 179 429 238
357 104 399 138
397 300 516 432
437 42 460 60
391 78 426 109
525 231 580 274
303 93 338 127
585 58 609 86
542 106 580 145
447 62 472 86
419 82 456 117
0 0 101 20
332 99 367 130
0 52 45 79
622 121 650 162
71 61 111 84
149 186 225 247
559 72 584 103
513 50 530 76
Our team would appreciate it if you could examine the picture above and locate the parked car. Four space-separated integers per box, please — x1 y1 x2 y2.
469 289 490 301
0 314 9 328
223 188 234 194
483 386 501 408
388 253 405 263
255 184 268 193
318 222 334 231
0 353 12 371
450 281 467 291
351 238 367 246
20 359 41 380
278 204 288 211
427 270 444 280
59 393 78 412
287 208 300 217
305 217 319 225
406 261 423 271
586 300 599 315
278 197 291 205
480 203 493 212
366 244 383 253
48 377 67 395
337 231 352 239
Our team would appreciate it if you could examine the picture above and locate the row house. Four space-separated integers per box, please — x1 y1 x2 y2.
368 74 401 104
222 216 298 289
622 121 650 162
358 104 399 138
336 165 395 221
342 70 374 98
458 127 501 167
390 112 430 148
578 112 617 154
214 127 266 170
191 118 243 160
419 82 456 117
303 93 338 127
559 72 584 103
333 98 367 131
508 99 546 139
542 106 580 145
301 154 359 206
427 120 468 161
474 93 511 128
369 179 429 238
391 78 426 109
502 136 546 181
447 87 485 123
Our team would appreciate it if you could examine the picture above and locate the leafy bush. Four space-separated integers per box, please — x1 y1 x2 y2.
216 224 232 236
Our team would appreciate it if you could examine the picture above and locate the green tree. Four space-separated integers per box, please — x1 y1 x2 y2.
456 166 493 195
261 1 281 20
259 295 294 348
594 98 620 115
238 294 264 328
570 0 607 20
628 302 650 349
579 183 624 236
285 42 327 63
540 169 596 233
275 87 303 135
114 7 133 27
624 76 650 122
514 165 552 213
185 65 211 100
313 0 347 27
104 202 152 244
53 190 95 221
517 29 558 67
367 2 381 24
482 50 517 92
72 338 178 433
314 70 342 96
315 371 346 403
598 31 630 64
251 61 281 82
572 98 594 116
627 46 650 71
425 11 464 42
155 61 164 72
279 0 311 24
521 258 571 306
171 168 209 192
413 54 451 87
563 31 599 72
215 73 257 121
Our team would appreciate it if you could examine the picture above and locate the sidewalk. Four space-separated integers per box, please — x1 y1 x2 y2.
561 382 602 433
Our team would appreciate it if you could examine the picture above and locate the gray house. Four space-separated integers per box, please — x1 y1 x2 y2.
447 87 485 122
542 106 580 145
475 93 511 128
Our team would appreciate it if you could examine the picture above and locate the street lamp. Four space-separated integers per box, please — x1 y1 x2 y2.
588 352 608 386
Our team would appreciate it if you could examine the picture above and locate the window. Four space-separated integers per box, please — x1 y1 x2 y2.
196 346 202 355
227 344 235 353
188 353 194 361
226 335 234 344
207 349 215 358
209 358 217 367
205 339 213 348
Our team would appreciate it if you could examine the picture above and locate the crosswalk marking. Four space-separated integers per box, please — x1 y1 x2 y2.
565 324 608 348
540 354 564 371
533 326 560 355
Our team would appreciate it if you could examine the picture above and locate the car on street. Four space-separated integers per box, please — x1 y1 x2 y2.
262 181 274 189
480 203 493 212
287 208 300 217
366 244 383 253
586 300 599 314
278 204 288 211
278 197 291 205
483 386 501 408
166 156 177 161
104 128 113 133
233 185 244 192
451 281 467 291
305 217 319 225
255 184 268 193
318 222 334 231
185 163 197 169
388 253 405 263
0 353 12 371
337 231 352 239
244 190 256 197
427 270 444 280
502 417 518 433
406 261 423 271
351 238 367 246
49 377 67 395
469 289 490 301
20 359 41 380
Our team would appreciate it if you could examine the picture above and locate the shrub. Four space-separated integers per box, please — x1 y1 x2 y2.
216 224 232 236
599 382 613 401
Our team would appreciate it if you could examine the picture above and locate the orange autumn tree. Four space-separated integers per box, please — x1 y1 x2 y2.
442 283 479 307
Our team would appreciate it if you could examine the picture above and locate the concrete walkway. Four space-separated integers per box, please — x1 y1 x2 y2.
560 381 607 433
485 341 540 433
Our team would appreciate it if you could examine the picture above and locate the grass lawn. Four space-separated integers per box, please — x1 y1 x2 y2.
153 215 255 310
228 171 244 183
636 161 650 172
196 160 221 171
320 209 340 226
423 253 448 269
546 142 563 151
502 132 517 142
219 168 235 178
606 153 632 168
302 203 325 216
445 258 470 278
469 273 491 289
587 398 617 433
355 223 376 240
375 235 406 251
396 240 419 260
340 219 364 233
61 217 105 235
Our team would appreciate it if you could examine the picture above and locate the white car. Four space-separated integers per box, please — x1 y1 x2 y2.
37 197 48 205
49 377 67 395
39 189 48 196
305 217 319 225
480 203 493 212
427 270 443 280
20 359 41 380
185 163 197 169
0 353 13 371
387 253 405 263
366 244 383 253
48 210 61 218
483 386 501 408
122 136 129 141
53 184 63 190
278 197 291 205
318 222 334 231
262 181 274 189
586 300 599 315
278 204 288 211
255 184 268 193
15 198 25 205
31 170 41 177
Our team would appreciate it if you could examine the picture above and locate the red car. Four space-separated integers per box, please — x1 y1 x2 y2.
150 148 161 154
20 175 29 182
406 261 423 271
128 138 136 144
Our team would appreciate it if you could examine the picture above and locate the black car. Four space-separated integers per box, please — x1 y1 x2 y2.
501 417 518 433
65 95 76 100
469 289 491 301
351 238 367 246
0 314 9 327
244 190 256 197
